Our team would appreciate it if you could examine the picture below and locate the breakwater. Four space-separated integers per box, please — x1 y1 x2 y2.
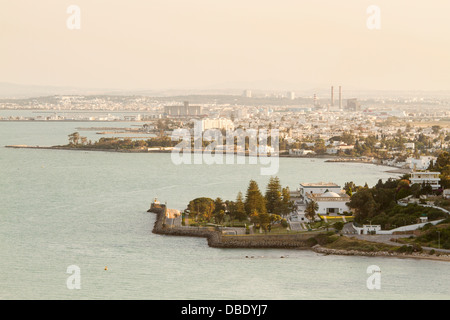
150 207 450 261
151 208 314 249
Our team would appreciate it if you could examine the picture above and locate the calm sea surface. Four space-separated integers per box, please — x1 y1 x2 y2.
0 120 449 300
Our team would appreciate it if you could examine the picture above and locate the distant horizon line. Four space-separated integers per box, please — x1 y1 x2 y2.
1 81 450 98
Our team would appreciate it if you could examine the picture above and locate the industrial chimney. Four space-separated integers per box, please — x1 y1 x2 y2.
331 86 334 106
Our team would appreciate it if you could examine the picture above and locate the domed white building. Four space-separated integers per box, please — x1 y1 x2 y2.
304 188 351 215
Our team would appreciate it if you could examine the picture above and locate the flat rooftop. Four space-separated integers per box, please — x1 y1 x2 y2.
300 182 340 187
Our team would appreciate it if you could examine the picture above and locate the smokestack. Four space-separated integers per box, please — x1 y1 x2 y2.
331 86 334 106
339 86 342 109
313 94 317 106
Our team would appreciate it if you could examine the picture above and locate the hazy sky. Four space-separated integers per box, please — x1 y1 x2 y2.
1 0 450 91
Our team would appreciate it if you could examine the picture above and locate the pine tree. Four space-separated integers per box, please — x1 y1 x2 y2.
265 176 282 214
245 180 266 216
234 192 247 221
280 187 294 217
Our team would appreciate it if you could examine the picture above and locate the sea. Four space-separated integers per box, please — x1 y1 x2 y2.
0 115 449 300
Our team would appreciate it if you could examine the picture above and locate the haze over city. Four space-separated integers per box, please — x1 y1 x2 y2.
1 0 450 95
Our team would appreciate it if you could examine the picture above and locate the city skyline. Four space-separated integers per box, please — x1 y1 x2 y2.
1 1 450 93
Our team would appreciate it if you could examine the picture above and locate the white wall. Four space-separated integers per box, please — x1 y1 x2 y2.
316 200 349 215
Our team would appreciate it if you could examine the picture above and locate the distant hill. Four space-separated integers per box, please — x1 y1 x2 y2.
0 82 121 99
1 82 449 100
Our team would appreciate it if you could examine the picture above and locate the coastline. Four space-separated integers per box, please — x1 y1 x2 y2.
2 144 412 171
312 244 450 262
150 207 450 262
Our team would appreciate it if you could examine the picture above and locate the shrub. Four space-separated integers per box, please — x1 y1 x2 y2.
422 223 433 231
312 233 338 246
333 221 344 232
397 245 414 254
443 241 450 250
306 237 318 247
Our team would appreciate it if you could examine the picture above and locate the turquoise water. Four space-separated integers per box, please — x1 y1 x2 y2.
0 121 449 300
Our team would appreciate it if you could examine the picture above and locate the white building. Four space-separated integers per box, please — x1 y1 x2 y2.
443 189 450 199
410 171 441 190
243 90 252 98
289 149 316 156
326 144 354 154
287 91 295 100
305 191 351 215
299 182 342 199
201 118 235 131
361 225 381 235
405 156 436 170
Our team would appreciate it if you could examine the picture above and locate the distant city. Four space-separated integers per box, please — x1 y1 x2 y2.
1 86 450 170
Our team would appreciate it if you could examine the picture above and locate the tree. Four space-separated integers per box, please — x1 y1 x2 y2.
136 139 147 148
432 125 442 135
68 132 80 145
213 197 225 214
214 210 226 225
249 210 274 232
233 192 247 221
244 180 266 216
333 221 344 233
347 188 379 223
305 201 319 222
314 139 327 154
421 183 433 196
187 197 215 222
265 177 282 214
280 187 294 217
344 181 356 196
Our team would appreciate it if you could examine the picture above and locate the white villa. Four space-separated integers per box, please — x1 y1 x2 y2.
406 156 436 171
289 149 316 156
297 182 351 216
409 171 441 190
305 190 351 215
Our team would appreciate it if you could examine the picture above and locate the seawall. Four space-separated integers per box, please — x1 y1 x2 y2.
151 209 313 249
150 208 450 261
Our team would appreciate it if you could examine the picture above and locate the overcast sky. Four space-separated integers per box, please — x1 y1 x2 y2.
1 0 449 92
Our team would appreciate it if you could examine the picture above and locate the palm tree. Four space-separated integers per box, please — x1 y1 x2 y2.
305 200 319 222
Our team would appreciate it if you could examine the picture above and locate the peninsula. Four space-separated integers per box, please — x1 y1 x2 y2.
150 201 450 262
148 175 450 262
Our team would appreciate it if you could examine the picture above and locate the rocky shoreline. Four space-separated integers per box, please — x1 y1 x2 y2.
312 244 450 262
150 208 450 262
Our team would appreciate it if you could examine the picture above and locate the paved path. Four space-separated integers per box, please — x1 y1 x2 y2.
289 221 304 231
342 222 357 234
